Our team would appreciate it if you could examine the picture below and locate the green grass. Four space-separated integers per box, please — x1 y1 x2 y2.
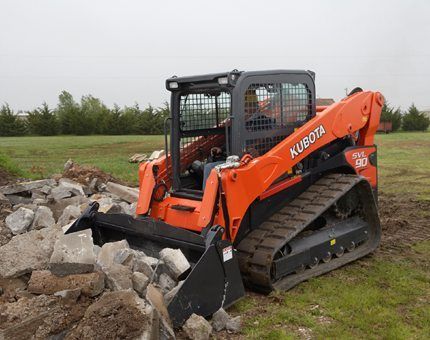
0 151 25 177
1 132 430 338
0 135 165 184
375 131 430 200
234 252 430 339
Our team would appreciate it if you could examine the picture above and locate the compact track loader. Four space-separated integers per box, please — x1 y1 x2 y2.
67 70 383 326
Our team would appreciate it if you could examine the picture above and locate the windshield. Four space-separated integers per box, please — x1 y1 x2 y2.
179 91 231 131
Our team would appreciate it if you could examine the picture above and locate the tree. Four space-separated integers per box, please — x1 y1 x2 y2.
0 104 27 136
27 103 59 135
380 102 402 131
80 95 110 134
402 104 430 131
56 91 81 134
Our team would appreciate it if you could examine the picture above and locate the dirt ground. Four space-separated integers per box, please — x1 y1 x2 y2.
0 168 15 186
378 192 430 253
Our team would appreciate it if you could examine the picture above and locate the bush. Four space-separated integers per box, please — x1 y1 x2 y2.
380 103 402 131
27 103 60 135
402 104 430 131
0 104 27 136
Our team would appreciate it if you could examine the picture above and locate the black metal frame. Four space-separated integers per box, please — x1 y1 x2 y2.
167 70 316 192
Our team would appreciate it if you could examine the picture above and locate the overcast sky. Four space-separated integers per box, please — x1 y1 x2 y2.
1 0 429 112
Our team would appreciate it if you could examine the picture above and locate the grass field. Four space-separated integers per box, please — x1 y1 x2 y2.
1 132 429 339
0 135 165 184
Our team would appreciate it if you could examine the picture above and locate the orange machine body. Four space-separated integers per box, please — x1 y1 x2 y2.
136 91 383 242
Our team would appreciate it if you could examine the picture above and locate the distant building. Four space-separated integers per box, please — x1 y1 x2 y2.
16 111 29 120
316 98 335 106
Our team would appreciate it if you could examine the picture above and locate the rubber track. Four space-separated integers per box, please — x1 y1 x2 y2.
237 173 381 293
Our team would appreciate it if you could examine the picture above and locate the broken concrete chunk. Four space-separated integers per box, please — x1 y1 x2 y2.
5 207 35 234
211 308 230 332
97 239 130 269
58 178 85 196
49 228 96 276
63 158 74 172
104 263 133 291
65 290 155 340
183 313 213 340
0 192 9 204
0 227 61 278
149 150 165 161
226 316 242 333
50 185 73 201
106 182 139 203
54 288 81 301
5 194 33 205
164 280 183 306
132 271 150 295
159 248 191 280
28 270 104 297
0 179 56 195
57 204 81 226
158 273 176 293
146 284 171 326
32 205 56 230
113 247 134 268
133 255 156 278
119 201 137 215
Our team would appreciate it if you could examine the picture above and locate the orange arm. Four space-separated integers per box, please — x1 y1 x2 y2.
221 91 384 240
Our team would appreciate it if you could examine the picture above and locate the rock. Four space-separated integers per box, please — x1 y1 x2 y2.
58 178 85 196
149 150 165 161
132 272 150 295
48 196 88 220
133 255 156 278
226 316 242 333
93 244 101 257
61 219 76 233
88 177 99 193
4 194 33 205
104 263 133 291
65 290 156 340
0 222 13 247
158 273 176 293
31 189 46 200
54 288 81 301
32 205 56 230
129 153 148 163
50 186 73 201
64 159 74 172
57 204 81 226
183 313 212 340
146 284 171 326
12 202 38 212
0 179 56 195
33 198 48 205
211 308 230 332
164 281 183 305
28 270 105 297
99 203 122 214
0 192 9 204
106 182 139 203
5 207 35 234
97 239 130 269
159 248 191 280
113 247 134 268
119 201 137 215
49 229 96 276
40 185 52 194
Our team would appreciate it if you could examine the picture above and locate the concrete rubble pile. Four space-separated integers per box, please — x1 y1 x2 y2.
0 160 241 339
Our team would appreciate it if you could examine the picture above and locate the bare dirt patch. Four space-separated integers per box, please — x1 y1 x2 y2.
61 162 118 186
378 192 430 254
0 168 15 186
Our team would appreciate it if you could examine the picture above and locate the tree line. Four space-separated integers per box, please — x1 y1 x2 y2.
0 91 169 136
381 103 429 132
0 94 429 136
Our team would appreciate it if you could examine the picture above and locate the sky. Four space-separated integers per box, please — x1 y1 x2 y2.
1 0 429 112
